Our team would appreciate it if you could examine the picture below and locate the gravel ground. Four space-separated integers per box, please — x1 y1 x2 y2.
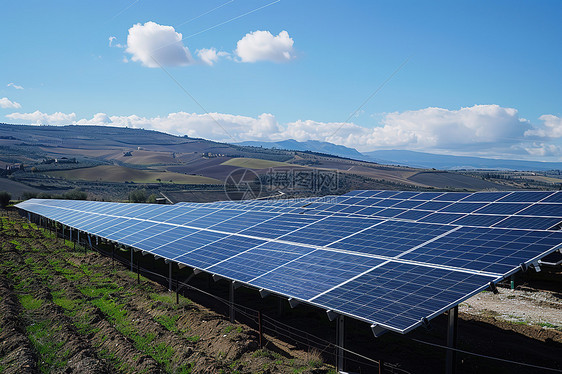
460 287 562 328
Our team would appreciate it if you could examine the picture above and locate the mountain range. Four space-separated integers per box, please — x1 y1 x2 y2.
237 139 562 171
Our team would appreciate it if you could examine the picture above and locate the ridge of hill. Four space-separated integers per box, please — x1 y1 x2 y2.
0 123 540 201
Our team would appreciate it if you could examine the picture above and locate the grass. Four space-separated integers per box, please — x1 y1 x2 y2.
26 320 69 373
186 335 200 343
154 314 179 332
539 322 562 330
149 291 191 309
19 294 43 310
221 157 295 169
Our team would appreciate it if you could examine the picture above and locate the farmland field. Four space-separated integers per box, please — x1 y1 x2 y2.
220 158 296 169
0 211 334 374
45 165 222 185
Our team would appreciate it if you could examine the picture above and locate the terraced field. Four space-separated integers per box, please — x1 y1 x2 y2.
0 212 334 374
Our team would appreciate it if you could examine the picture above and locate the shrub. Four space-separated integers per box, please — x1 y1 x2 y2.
63 188 87 200
22 191 38 200
0 191 11 207
128 189 147 203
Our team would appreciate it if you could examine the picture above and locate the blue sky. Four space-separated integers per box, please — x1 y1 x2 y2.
1 1 561 160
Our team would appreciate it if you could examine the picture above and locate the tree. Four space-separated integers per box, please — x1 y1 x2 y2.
22 191 38 200
63 188 87 200
0 191 11 207
147 194 158 204
128 189 147 203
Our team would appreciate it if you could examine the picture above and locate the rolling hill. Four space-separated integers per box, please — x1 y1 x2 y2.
0 123 533 201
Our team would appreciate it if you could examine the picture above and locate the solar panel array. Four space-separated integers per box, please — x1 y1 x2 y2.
15 190 562 334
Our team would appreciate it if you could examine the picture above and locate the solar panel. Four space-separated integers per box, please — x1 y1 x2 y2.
277 216 381 246
461 191 510 202
541 191 562 203
493 216 562 230
206 242 315 282
238 214 320 239
250 250 386 300
312 262 494 330
474 203 528 215
516 204 562 217
449 214 507 227
400 226 562 273
15 189 562 334
418 213 465 224
439 202 488 213
178 236 266 270
498 191 553 202
328 220 453 257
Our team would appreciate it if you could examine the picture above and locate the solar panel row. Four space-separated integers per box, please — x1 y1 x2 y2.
15 190 562 334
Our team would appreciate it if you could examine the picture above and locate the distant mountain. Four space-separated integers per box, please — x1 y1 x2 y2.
363 150 562 171
235 139 369 161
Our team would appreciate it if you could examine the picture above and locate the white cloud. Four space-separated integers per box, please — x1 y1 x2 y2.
6 110 75 125
108 36 124 48
235 30 295 63
196 48 229 66
524 114 562 138
0 97 21 109
360 105 532 150
7 83 24 90
7 105 562 159
125 21 193 68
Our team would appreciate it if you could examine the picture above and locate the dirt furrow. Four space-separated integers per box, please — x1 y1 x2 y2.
0 277 38 374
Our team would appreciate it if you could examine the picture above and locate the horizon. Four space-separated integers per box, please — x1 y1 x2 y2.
1 1 561 161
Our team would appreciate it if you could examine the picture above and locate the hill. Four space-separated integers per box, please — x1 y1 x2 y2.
236 139 367 161
0 123 526 201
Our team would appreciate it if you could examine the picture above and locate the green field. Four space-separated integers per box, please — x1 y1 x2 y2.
220 157 296 169
46 165 222 184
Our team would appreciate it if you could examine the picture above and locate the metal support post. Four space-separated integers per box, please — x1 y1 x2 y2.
336 315 345 372
229 281 235 323
258 310 263 348
510 274 515 290
446 306 458 374
168 262 172 291
111 243 115 269
137 258 140 284
130 249 134 272
277 297 284 317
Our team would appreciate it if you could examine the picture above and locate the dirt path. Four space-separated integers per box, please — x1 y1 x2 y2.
460 288 562 329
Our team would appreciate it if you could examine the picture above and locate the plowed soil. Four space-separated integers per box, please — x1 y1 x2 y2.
0 213 333 374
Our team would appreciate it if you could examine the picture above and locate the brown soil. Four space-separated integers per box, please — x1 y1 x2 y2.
0 212 333 373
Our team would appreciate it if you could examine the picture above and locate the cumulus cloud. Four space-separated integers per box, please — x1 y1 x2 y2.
125 21 193 67
7 104 562 159
196 48 229 66
235 30 295 63
0 97 21 109
6 110 76 125
524 115 562 138
362 105 533 150
7 83 24 90
524 142 562 157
